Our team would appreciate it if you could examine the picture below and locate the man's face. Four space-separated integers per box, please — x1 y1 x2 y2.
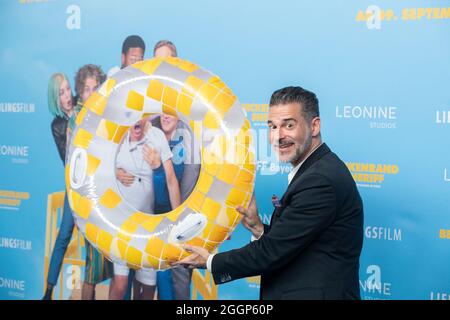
81 76 99 103
59 79 73 114
122 47 144 68
130 119 146 141
160 114 178 134
154 45 174 58
268 103 313 166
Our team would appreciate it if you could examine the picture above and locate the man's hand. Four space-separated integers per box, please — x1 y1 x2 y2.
236 194 264 238
143 144 161 169
116 168 135 186
171 244 210 269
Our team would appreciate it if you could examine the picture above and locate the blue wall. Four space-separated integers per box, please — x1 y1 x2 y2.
1 0 449 300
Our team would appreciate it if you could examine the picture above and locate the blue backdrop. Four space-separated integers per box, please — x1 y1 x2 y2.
1 0 449 300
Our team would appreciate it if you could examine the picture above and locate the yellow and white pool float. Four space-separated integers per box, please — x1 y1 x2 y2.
65 57 255 270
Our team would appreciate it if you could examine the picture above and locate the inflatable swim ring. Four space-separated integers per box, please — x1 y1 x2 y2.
65 57 255 270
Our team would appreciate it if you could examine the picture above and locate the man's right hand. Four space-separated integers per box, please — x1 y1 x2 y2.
142 144 162 169
236 194 264 239
116 168 135 186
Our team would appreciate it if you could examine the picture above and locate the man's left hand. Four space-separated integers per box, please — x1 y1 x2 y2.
171 244 210 269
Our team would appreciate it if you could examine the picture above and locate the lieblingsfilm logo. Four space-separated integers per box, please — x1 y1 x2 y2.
436 110 450 124
365 226 402 242
430 291 450 300
346 162 399 188
0 237 32 251
0 102 35 113
444 168 450 182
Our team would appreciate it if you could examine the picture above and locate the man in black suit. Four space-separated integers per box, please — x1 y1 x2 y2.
173 86 364 300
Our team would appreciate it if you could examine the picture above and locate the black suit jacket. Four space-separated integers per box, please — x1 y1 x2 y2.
51 115 68 164
211 143 364 300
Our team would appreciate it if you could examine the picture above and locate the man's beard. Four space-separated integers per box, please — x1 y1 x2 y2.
280 133 313 165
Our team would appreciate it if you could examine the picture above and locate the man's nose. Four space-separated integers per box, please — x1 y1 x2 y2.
278 127 287 141
270 128 281 144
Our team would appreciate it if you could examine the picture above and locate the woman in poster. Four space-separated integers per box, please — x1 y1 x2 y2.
43 72 76 299
44 66 110 300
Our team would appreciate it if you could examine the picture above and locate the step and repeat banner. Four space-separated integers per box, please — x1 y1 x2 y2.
1 0 449 300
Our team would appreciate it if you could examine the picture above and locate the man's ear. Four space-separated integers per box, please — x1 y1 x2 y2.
311 117 321 137
121 53 125 67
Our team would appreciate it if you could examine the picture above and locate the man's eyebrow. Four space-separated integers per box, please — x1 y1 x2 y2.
282 118 297 122
268 118 297 124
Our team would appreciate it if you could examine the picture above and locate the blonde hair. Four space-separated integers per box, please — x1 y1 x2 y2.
153 40 177 57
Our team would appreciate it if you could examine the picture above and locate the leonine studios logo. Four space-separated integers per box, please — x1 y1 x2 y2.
346 162 399 188
335 105 397 129
0 276 25 299
0 145 30 164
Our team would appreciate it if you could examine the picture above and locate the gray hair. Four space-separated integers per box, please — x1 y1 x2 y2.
270 86 319 122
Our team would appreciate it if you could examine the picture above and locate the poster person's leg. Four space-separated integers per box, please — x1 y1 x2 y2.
171 266 192 300
43 194 75 299
156 270 175 300
123 269 135 300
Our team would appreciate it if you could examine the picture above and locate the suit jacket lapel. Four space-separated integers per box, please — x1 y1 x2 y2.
283 143 330 197
269 143 331 227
